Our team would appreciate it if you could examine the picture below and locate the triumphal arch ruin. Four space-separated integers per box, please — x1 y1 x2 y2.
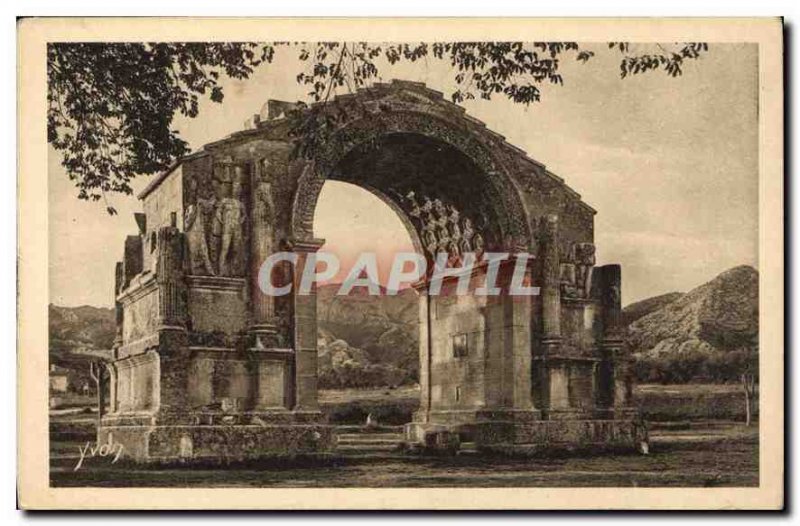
99 80 644 461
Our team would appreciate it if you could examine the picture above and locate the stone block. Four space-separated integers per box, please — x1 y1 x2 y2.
256 360 288 409
423 429 460 454
100 423 335 463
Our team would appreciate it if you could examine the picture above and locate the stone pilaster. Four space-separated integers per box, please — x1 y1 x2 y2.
287 237 325 412
412 279 431 422
599 264 623 340
595 264 634 416
504 254 536 412
106 362 118 414
113 261 124 357
123 235 144 289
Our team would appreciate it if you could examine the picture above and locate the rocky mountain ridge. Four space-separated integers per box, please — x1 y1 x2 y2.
626 265 758 358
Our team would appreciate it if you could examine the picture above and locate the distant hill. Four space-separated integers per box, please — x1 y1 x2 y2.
317 284 419 387
623 292 685 326
627 265 758 356
49 304 115 353
627 265 759 383
49 304 115 393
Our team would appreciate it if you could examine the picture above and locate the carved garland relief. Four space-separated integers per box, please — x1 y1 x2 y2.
401 190 485 266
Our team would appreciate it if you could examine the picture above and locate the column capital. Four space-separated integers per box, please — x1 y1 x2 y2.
284 237 326 253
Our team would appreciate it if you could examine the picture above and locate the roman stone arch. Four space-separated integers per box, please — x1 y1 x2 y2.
283 96 538 427
100 80 644 462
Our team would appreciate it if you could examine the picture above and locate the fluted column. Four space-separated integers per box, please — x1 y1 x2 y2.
541 214 562 346
249 158 278 341
155 226 187 330
153 225 189 416
535 215 568 415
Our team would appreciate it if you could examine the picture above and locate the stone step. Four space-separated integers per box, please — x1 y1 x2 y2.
336 433 404 441
333 452 411 460
335 425 405 434
333 426 407 457
337 437 403 446
457 442 479 456
336 444 400 453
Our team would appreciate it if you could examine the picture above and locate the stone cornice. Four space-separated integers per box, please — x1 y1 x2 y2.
118 274 157 305
285 237 326 253
117 334 160 359
115 348 159 368
186 275 246 292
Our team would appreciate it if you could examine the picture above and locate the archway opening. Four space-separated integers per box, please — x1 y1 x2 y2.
307 131 521 429
312 180 421 423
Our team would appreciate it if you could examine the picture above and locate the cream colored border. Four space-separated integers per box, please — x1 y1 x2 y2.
18 17 783 510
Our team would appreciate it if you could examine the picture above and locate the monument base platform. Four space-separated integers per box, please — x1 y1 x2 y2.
98 411 334 463
405 412 647 455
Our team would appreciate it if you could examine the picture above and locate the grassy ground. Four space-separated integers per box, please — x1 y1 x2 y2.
319 383 757 426
50 424 758 487
49 383 759 488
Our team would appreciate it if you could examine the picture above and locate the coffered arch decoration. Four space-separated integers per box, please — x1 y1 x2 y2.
290 92 533 250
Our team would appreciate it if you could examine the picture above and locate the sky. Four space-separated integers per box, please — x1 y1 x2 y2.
48 43 758 308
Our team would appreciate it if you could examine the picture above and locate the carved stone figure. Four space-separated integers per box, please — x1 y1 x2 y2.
206 178 224 268
214 172 247 277
559 262 578 298
254 160 275 225
574 242 596 298
184 178 216 276
216 157 235 183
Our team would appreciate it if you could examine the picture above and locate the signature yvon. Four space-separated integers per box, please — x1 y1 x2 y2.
73 439 124 471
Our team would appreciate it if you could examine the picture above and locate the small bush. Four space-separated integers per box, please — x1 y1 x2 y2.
633 348 758 384
635 385 758 422
321 398 419 425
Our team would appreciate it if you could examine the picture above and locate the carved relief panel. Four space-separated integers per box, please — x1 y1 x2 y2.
183 156 251 278
558 241 596 300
